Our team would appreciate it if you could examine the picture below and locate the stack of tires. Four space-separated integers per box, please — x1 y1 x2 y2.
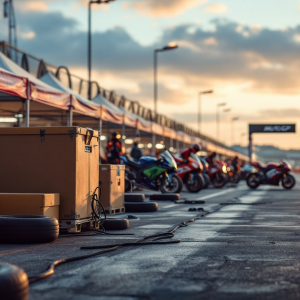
124 194 158 212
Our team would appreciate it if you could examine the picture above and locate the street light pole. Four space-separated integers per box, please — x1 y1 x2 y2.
216 102 226 142
222 108 231 144
153 43 178 115
88 0 114 100
198 90 213 135
231 117 239 145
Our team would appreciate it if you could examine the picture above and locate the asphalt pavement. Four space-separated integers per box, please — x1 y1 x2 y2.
1 176 300 300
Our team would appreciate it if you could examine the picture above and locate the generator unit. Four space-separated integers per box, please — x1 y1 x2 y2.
0 127 99 232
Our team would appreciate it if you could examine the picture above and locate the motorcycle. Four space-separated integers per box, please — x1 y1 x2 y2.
207 160 227 188
227 164 241 184
121 150 183 193
200 158 210 188
246 160 295 190
173 153 205 193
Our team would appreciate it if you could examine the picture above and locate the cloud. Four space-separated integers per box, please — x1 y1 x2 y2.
124 0 207 17
19 1 48 11
2 10 300 106
205 3 228 14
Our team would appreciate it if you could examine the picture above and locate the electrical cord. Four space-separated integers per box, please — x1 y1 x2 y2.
28 210 211 284
91 186 106 226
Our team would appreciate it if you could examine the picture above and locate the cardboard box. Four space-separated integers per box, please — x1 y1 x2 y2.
0 127 99 224
0 193 60 219
99 165 125 214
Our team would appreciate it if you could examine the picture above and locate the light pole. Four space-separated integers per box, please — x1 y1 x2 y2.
154 43 178 115
198 90 213 135
240 132 246 146
231 117 239 145
216 102 226 142
222 108 231 144
88 0 114 100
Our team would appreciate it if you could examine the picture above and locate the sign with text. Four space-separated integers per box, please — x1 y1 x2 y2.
249 124 296 135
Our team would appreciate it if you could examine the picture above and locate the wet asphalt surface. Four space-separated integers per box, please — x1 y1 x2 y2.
1 176 300 300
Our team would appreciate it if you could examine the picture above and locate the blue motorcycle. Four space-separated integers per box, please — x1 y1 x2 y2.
120 150 183 193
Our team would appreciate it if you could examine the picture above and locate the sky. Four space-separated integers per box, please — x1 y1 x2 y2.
1 0 300 149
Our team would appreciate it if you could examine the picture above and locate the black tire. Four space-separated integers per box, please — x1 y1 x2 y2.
125 177 132 193
202 173 210 189
213 173 227 188
102 218 129 230
124 193 145 202
149 193 180 201
0 263 29 300
160 175 183 194
282 174 296 190
125 202 158 212
232 173 241 184
246 173 260 189
0 215 59 244
185 174 203 193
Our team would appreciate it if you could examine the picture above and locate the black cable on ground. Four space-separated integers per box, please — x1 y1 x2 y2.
28 210 211 284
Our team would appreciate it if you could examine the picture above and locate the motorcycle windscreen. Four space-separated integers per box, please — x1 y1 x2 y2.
190 153 202 169
159 150 177 170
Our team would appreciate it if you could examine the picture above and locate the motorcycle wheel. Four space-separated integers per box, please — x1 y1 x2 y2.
233 173 241 184
125 177 132 193
282 174 295 189
160 175 183 194
203 173 210 189
213 173 227 188
246 173 260 189
185 174 203 193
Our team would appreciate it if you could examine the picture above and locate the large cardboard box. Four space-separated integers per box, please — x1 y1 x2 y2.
0 127 99 230
99 165 125 214
0 193 60 219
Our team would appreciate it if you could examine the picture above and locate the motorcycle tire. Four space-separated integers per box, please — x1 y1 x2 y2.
186 174 203 193
202 173 210 189
246 173 260 189
282 174 295 190
125 177 132 193
233 173 241 184
160 175 183 194
213 173 227 188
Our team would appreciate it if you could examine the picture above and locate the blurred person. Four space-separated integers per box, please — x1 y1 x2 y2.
180 144 201 163
206 152 217 166
106 132 122 164
130 142 143 162
231 156 239 172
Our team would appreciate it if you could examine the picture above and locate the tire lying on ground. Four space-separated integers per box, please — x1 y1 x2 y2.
149 193 180 201
102 218 129 230
0 263 29 300
124 193 145 203
125 202 158 213
0 215 59 244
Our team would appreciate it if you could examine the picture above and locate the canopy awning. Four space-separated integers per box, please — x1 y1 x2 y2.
0 53 71 110
40 71 100 118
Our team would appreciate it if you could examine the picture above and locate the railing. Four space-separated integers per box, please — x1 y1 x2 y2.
0 40 230 149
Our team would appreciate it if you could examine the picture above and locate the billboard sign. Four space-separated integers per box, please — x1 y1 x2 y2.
249 124 296 135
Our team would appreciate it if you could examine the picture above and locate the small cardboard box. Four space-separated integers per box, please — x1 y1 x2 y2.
99 165 125 214
0 193 60 219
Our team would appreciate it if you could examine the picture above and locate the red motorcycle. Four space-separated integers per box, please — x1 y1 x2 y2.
173 153 204 193
207 160 227 188
247 160 295 189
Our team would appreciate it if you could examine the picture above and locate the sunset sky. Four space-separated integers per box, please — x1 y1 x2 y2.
1 0 300 149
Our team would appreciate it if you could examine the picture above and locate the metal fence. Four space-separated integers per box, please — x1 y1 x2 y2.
0 40 230 149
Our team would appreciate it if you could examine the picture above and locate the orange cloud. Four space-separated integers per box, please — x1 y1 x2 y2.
20 1 48 12
205 3 228 14
125 0 207 17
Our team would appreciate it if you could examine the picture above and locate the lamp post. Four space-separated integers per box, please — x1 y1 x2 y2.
154 43 178 115
222 108 231 144
88 0 114 100
198 90 213 135
240 132 246 146
231 117 239 145
216 102 226 142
